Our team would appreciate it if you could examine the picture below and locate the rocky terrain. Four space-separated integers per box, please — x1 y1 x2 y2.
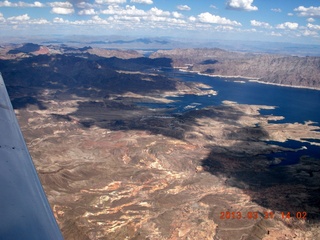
1 46 320 239
150 48 320 89
0 43 143 60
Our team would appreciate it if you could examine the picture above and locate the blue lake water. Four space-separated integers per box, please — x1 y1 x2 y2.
167 70 320 126
265 140 320 166
141 69 320 165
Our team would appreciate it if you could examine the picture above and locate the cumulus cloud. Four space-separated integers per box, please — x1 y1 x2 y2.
307 23 320 30
215 25 234 31
0 12 5 22
49 1 74 14
95 0 126 4
101 5 146 16
48 1 73 8
294 6 320 18
99 4 187 26
276 22 299 30
226 0 258 11
271 8 281 13
51 7 74 14
91 15 108 24
76 2 95 9
0 0 45 7
53 17 65 23
4 13 50 25
114 14 140 22
271 31 282 37
188 16 196 22
177 5 190 11
7 14 30 21
172 11 183 19
307 18 315 22
250 20 271 28
130 0 152 4
78 8 96 15
149 7 170 16
303 30 318 36
34 1 44 7
198 12 241 26
29 18 50 24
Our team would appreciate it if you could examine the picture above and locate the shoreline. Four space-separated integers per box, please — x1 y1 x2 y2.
248 79 320 91
177 68 320 91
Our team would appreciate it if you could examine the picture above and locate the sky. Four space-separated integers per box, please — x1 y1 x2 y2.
1 0 320 44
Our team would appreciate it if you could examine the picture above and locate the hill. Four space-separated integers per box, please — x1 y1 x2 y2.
150 48 320 89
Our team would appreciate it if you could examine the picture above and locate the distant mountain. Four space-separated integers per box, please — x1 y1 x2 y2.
108 38 169 45
1 43 143 59
151 48 320 89
8 43 41 54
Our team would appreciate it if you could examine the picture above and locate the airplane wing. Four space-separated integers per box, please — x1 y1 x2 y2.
0 73 63 239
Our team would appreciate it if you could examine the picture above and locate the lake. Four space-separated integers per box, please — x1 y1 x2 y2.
167 70 320 126
142 69 320 165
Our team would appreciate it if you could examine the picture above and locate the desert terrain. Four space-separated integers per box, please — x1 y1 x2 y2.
1 44 320 239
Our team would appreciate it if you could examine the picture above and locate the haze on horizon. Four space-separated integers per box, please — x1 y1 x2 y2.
0 0 320 45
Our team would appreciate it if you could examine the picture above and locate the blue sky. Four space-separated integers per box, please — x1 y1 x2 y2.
1 0 320 44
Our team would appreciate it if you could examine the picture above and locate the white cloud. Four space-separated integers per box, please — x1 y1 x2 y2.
276 22 299 30
0 0 45 7
0 12 5 22
0 1 11 7
271 31 282 37
303 30 318 36
95 0 126 4
307 23 320 30
130 0 152 4
188 16 196 22
198 12 241 26
78 8 96 15
48 1 73 8
49 1 74 14
215 25 234 31
114 14 140 22
91 15 108 24
172 11 183 19
177 5 190 11
34 1 44 7
250 20 271 28
294 6 320 18
287 13 293 16
51 7 74 14
149 7 170 16
210 5 217 9
99 4 188 27
226 0 258 11
7 14 30 21
53 17 65 23
307 18 315 23
76 2 94 9
29 18 50 24
101 5 146 15
271 8 281 13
